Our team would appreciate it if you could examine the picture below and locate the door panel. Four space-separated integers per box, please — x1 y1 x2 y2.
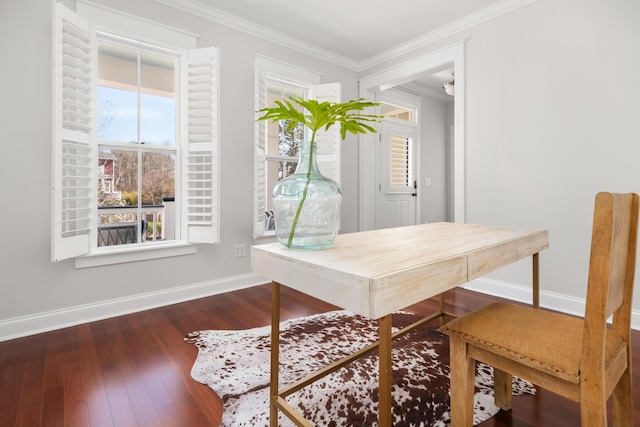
376 122 417 229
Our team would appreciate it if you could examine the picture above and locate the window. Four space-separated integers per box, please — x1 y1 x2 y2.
51 2 219 265
261 80 306 232
379 91 419 196
96 39 178 246
253 57 341 238
380 101 415 122
389 134 414 188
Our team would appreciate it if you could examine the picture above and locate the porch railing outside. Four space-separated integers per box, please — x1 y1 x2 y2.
97 201 174 246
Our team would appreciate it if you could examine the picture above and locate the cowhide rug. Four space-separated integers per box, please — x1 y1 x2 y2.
185 310 535 426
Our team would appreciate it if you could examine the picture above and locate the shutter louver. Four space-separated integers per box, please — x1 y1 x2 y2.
52 2 97 261
390 135 411 187
253 63 268 238
311 83 341 186
183 47 219 244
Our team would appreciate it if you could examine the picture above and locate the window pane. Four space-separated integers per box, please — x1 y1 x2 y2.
97 43 177 146
265 159 297 212
265 82 305 156
140 93 176 146
140 51 176 146
97 149 176 245
141 152 176 241
97 86 138 143
98 42 138 143
381 102 414 122
390 135 413 187
278 120 302 157
97 148 140 246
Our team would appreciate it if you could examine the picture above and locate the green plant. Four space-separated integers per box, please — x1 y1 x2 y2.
121 191 138 206
257 97 382 247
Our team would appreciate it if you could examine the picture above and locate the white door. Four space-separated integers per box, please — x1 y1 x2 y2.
375 122 417 229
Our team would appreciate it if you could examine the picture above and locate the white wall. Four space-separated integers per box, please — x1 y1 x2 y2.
0 0 359 340
361 0 640 317
2 0 640 339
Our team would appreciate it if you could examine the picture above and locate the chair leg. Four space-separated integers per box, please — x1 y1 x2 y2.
580 379 608 427
450 337 476 427
493 368 512 411
439 293 446 327
611 365 633 427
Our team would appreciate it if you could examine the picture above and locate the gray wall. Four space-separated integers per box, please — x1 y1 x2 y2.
465 0 640 313
2 0 640 339
360 0 640 316
419 95 449 224
0 0 360 339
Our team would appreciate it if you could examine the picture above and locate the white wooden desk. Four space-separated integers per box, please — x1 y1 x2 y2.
251 222 549 426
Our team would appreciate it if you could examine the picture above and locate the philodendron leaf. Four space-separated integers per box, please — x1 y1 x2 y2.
257 96 382 142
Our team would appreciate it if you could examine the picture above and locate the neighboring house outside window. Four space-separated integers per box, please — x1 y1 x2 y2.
98 156 117 199
253 56 341 238
51 2 220 267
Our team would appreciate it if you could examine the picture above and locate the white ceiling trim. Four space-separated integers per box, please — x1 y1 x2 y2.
155 0 537 72
359 0 539 70
154 0 359 70
399 81 453 103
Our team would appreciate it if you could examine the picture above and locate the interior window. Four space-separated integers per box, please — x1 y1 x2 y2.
380 102 414 122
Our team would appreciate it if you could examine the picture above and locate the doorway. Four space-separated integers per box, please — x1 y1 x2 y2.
358 42 465 231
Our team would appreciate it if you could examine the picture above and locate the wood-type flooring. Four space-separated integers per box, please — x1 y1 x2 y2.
1 284 638 426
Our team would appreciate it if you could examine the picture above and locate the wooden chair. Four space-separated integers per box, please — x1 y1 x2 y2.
441 192 639 426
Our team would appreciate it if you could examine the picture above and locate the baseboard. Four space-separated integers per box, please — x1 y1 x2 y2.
0 273 267 342
464 277 640 330
4 275 639 342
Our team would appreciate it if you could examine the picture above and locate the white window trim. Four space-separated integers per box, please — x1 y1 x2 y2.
75 241 197 268
380 89 420 125
52 2 219 267
77 0 198 50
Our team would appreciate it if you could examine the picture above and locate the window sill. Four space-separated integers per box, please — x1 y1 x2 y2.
75 241 197 269
254 233 278 245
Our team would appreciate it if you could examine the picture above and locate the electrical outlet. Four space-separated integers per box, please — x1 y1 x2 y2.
234 244 246 257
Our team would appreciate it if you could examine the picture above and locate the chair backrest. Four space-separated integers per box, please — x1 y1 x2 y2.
582 192 639 365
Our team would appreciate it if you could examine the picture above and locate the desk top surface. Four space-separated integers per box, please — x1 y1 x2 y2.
252 222 548 318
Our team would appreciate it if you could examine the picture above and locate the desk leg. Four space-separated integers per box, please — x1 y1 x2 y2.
532 253 540 309
270 281 281 427
378 314 392 427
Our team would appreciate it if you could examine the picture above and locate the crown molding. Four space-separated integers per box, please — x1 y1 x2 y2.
359 0 538 70
154 0 360 70
155 0 537 72
398 81 454 103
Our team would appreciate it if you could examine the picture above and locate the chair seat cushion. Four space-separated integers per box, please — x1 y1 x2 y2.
440 302 626 383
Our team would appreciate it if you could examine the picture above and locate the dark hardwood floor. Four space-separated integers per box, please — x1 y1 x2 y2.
1 284 638 426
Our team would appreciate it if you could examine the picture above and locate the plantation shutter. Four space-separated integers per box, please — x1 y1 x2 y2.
253 62 268 238
51 2 97 261
310 83 341 186
182 47 220 244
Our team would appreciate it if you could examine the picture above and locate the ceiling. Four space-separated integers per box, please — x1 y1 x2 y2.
190 0 509 62
158 0 535 99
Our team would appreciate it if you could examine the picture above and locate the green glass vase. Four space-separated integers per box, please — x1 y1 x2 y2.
272 141 342 249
